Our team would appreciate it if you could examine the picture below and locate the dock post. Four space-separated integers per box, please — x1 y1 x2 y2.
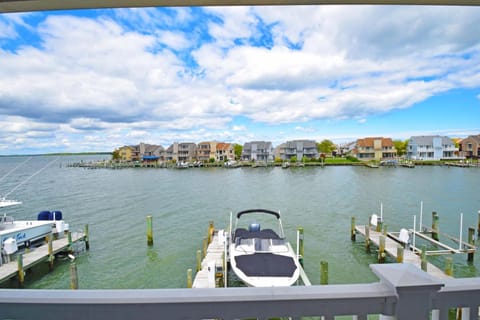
196 249 202 272
432 211 439 241
376 219 383 233
187 268 193 288
445 257 453 276
365 225 371 253
17 254 24 288
297 227 304 266
378 235 386 263
67 231 73 253
146 216 153 246
477 210 480 237
207 221 214 244
84 224 90 250
383 224 387 236
350 217 356 241
396 246 404 263
467 227 475 262
421 245 427 271
320 261 328 285
70 263 79 289
48 233 54 271
202 237 208 258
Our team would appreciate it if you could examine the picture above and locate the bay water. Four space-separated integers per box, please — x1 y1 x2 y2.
0 155 479 289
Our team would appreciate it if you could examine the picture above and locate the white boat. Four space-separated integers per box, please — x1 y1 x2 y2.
229 209 301 287
0 199 66 254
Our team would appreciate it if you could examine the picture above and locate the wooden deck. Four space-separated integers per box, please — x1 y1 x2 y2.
192 230 226 288
0 232 86 284
355 225 451 279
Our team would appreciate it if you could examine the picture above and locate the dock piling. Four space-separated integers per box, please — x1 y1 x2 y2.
202 238 208 258
351 217 356 241
396 246 404 263
84 224 90 250
17 254 24 288
207 221 214 244
477 210 480 237
445 257 453 276
146 216 153 246
196 250 202 272
365 225 371 253
320 261 328 285
467 227 475 262
187 268 192 288
432 211 439 241
48 233 54 271
378 235 386 263
70 263 79 289
297 227 304 266
67 231 73 253
421 245 427 271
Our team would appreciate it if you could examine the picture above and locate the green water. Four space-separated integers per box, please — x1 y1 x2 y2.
0 155 479 289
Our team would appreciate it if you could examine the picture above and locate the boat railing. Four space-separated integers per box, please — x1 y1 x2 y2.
1 263 479 320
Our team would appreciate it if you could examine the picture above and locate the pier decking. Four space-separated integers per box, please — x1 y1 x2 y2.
355 225 451 279
192 230 226 288
0 231 86 285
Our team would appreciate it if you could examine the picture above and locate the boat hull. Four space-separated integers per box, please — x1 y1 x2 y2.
0 220 56 247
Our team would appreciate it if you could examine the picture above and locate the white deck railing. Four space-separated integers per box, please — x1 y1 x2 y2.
0 264 479 320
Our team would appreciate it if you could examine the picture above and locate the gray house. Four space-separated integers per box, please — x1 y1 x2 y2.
277 140 318 161
406 135 460 161
242 141 274 162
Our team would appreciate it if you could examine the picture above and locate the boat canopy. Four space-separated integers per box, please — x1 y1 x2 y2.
236 209 280 219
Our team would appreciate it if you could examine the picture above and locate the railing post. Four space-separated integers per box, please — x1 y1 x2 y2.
371 263 444 320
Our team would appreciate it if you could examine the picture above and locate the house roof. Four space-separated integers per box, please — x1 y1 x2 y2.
357 137 393 147
216 142 231 150
409 135 454 146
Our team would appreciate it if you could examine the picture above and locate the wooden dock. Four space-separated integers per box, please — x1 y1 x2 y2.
192 230 226 288
0 231 87 285
355 225 451 279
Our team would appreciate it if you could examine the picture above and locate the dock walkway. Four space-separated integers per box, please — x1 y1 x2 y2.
355 225 450 279
192 230 226 288
0 232 86 284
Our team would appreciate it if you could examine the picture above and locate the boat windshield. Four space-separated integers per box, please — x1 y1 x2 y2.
236 237 289 253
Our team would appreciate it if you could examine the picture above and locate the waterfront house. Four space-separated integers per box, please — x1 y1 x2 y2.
178 142 197 163
140 143 165 163
197 141 217 162
242 141 274 162
459 134 480 159
277 140 319 161
165 143 179 162
406 135 460 161
216 142 234 162
116 145 136 162
354 137 397 161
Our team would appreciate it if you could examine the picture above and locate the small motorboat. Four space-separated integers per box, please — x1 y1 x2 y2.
229 209 300 287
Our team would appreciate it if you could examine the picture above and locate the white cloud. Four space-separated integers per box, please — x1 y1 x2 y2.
1 6 480 153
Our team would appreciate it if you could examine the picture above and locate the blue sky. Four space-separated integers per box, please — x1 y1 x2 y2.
0 5 479 154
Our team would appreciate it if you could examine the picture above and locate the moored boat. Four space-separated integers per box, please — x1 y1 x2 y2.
0 199 67 257
229 209 301 287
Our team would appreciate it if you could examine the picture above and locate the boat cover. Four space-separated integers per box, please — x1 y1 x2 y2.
234 253 297 277
234 228 280 240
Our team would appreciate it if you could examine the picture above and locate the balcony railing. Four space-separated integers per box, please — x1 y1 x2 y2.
1 264 478 320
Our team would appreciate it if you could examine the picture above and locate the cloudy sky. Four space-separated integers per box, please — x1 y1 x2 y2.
0 5 479 154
